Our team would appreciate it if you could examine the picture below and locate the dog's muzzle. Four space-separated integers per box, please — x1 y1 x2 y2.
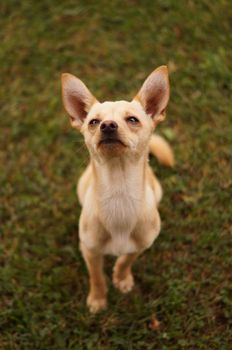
99 120 125 147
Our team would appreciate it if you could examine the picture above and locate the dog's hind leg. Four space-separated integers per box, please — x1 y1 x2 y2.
153 176 163 205
113 253 140 294
80 243 107 313
77 164 92 206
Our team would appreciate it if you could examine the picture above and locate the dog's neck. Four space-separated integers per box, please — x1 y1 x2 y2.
90 152 148 236
91 153 148 201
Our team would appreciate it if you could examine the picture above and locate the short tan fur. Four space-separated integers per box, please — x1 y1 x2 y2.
61 66 174 313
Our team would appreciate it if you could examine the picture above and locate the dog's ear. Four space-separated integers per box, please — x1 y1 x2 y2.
134 66 170 125
61 73 97 128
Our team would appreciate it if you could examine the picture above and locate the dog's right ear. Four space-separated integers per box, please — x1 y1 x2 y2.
61 73 97 128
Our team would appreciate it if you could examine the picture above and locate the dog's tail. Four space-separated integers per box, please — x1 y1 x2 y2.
149 134 174 167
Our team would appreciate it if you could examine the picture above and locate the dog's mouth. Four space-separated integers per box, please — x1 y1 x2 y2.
98 138 126 147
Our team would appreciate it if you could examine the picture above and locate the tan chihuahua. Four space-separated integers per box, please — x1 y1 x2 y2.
61 66 174 313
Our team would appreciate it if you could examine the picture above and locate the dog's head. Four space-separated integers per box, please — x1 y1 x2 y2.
61 66 169 160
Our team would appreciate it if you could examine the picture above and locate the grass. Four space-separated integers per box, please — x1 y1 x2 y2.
0 0 232 349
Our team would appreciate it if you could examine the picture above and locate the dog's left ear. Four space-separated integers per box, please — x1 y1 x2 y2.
61 73 97 128
134 66 170 125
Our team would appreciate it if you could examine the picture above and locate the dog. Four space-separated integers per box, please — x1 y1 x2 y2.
61 66 174 313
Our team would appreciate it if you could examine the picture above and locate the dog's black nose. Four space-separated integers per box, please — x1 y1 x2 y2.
100 120 118 133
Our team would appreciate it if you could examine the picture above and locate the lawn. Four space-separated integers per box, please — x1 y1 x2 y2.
0 0 232 349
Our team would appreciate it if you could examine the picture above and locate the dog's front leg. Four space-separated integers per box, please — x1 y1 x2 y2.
113 252 141 294
80 243 107 313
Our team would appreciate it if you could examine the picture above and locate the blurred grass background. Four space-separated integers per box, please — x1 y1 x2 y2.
0 0 232 349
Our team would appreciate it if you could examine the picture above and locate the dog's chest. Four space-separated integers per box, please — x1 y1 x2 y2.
99 186 139 233
97 182 140 255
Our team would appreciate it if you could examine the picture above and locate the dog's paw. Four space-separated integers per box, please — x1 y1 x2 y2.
113 273 134 294
87 295 107 314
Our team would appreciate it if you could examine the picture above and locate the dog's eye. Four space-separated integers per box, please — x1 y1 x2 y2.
126 116 139 124
89 119 100 126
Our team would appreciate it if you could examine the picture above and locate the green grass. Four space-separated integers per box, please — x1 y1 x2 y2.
0 0 232 349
